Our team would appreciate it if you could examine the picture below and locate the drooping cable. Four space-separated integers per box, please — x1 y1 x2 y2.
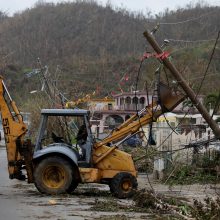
211 92 220 119
168 38 216 43
196 30 220 96
159 10 217 25
134 57 156 192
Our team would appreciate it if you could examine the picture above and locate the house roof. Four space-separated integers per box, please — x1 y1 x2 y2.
112 91 151 97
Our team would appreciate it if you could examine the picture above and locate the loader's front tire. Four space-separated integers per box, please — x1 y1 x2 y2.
109 172 137 199
34 156 78 194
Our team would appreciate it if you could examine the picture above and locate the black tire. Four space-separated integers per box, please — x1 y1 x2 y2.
109 172 138 199
34 156 78 194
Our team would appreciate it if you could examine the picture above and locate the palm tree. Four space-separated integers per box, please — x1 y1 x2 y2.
204 93 220 114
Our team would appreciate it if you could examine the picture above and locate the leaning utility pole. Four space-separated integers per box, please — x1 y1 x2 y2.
143 30 220 139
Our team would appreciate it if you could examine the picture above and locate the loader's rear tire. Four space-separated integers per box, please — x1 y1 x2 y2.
34 156 78 194
109 172 137 199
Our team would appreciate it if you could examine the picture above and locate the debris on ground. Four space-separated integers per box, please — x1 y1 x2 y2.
92 198 122 212
94 215 129 220
134 189 220 220
191 197 220 220
48 199 57 205
133 189 192 219
90 189 192 219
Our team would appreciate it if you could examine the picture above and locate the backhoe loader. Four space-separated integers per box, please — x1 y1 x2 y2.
0 75 185 198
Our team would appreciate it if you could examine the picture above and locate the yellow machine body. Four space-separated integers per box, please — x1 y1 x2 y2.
0 78 28 179
80 146 137 183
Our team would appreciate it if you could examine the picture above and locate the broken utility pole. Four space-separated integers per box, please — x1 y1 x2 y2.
143 30 220 139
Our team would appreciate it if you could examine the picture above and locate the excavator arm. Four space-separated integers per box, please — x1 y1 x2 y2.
94 83 185 148
0 77 32 181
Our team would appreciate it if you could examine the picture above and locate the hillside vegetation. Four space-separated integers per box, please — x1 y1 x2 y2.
0 1 219 107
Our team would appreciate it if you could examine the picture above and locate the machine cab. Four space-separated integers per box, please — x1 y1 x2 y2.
34 109 93 166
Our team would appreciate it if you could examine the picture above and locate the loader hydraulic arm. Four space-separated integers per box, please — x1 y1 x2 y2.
0 77 28 180
95 83 185 148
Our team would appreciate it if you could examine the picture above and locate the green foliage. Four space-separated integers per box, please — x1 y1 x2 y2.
204 93 219 110
182 98 194 110
165 163 219 185
201 155 218 167
198 150 220 168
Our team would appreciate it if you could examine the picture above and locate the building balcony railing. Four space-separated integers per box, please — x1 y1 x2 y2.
119 104 145 111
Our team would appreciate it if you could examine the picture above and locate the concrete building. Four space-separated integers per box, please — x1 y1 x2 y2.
89 90 205 136
89 91 154 135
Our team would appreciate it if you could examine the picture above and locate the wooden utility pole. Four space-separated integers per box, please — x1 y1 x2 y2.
143 30 220 139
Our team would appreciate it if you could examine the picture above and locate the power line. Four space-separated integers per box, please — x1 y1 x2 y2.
196 30 220 96
168 38 216 43
172 72 220 83
159 10 217 25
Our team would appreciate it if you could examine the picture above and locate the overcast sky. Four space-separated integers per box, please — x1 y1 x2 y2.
0 0 220 15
